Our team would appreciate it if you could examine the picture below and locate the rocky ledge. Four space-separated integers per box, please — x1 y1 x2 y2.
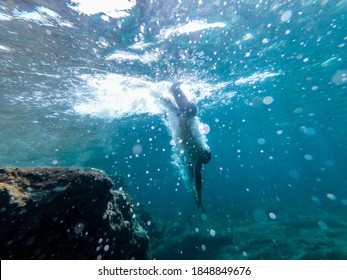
0 167 149 260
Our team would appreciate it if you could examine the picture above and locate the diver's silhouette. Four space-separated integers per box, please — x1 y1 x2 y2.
167 82 211 212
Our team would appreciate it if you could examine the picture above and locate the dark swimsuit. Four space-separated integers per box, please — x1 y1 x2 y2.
170 83 211 211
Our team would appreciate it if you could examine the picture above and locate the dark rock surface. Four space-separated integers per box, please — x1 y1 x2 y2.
0 167 149 260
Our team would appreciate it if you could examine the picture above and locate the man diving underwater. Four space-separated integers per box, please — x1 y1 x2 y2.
160 82 211 212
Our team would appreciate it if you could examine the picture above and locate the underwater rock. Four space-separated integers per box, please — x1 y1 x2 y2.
0 167 149 260
135 205 166 240
152 224 233 260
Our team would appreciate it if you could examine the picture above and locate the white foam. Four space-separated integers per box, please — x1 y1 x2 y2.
128 42 154 51
68 0 136 18
234 71 280 85
0 45 10 52
73 74 166 119
106 50 160 65
0 12 13 21
159 21 226 40
73 73 220 120
13 6 74 28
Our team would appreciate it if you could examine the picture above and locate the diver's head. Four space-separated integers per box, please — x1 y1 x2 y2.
201 150 211 164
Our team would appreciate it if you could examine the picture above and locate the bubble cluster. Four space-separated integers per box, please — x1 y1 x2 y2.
331 70 347 85
300 126 316 136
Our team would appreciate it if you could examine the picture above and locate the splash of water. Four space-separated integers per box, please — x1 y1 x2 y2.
73 73 211 194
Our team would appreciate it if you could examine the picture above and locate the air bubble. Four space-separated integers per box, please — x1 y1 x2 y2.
317 221 329 231
281 10 292 22
199 123 210 135
304 154 314 161
269 212 276 219
257 138 266 145
327 193 336 200
311 196 321 204
74 222 84 234
325 160 335 167
263 96 274 105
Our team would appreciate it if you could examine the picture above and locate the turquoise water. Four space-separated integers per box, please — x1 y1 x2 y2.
1 0 347 259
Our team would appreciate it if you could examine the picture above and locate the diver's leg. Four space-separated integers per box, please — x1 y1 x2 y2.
194 162 203 208
170 82 190 110
170 82 197 117
186 159 197 201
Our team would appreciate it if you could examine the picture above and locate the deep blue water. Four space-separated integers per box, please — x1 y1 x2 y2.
1 0 347 259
